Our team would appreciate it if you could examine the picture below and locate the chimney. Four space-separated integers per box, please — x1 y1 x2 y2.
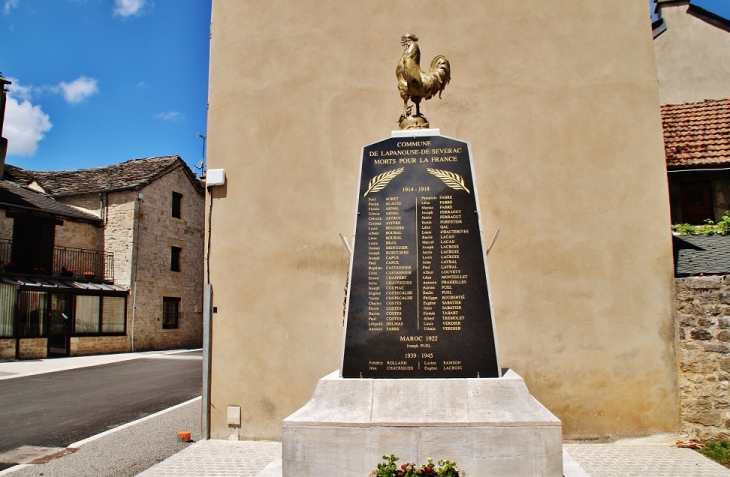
0 73 12 179
0 73 11 179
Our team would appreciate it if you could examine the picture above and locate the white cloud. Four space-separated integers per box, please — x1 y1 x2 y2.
4 96 52 157
7 78 34 102
113 0 147 17
155 111 185 122
55 76 98 104
3 0 19 15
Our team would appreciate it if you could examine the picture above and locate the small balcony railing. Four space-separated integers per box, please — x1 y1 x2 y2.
0 239 114 282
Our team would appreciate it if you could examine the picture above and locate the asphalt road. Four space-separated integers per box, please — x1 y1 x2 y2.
0 353 202 454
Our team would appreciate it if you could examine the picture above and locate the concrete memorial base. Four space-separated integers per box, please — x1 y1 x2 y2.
281 369 562 476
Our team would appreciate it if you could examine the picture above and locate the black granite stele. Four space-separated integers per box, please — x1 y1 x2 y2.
342 135 499 378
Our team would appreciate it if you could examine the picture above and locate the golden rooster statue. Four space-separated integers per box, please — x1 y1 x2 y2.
396 34 451 129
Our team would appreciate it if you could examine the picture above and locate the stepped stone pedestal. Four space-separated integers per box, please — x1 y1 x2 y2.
281 369 562 476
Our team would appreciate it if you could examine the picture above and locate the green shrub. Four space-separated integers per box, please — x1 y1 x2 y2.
699 440 730 468
674 211 730 236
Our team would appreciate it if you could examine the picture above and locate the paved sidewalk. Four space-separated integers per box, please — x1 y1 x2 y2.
137 441 282 477
0 348 201 380
137 437 730 477
565 442 730 476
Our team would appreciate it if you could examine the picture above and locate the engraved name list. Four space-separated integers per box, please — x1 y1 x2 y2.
342 135 499 378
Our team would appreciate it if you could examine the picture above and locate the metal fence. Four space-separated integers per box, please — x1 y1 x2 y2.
0 238 114 282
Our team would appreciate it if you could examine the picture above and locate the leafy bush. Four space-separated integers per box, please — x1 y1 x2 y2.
699 440 730 469
674 211 730 236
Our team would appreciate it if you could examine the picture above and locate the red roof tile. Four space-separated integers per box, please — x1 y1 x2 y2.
662 99 730 168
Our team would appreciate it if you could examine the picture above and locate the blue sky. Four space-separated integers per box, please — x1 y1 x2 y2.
651 0 730 22
1 0 211 173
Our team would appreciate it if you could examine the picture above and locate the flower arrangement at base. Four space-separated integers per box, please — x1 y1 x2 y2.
369 455 463 477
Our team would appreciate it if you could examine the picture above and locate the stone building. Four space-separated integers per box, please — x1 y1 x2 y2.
661 99 730 225
654 1 730 225
654 0 730 105
0 156 204 359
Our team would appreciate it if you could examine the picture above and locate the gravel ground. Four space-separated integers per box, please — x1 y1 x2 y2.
4 398 201 477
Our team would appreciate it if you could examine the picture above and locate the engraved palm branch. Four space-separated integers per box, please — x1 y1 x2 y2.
363 167 405 196
426 168 470 194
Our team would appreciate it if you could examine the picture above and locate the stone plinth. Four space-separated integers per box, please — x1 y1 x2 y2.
282 369 562 476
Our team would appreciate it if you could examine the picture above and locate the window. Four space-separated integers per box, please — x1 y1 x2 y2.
18 291 48 337
0 283 16 337
171 246 181 272
163 297 180 329
679 181 713 225
75 295 127 334
101 297 126 333
172 192 182 218
12 216 55 273
75 296 100 333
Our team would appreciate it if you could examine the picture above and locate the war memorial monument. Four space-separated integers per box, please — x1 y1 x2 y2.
280 34 562 477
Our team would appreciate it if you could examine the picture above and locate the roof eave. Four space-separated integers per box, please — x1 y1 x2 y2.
688 4 730 33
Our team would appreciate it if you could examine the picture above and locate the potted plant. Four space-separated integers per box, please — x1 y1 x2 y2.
61 266 76 277
83 270 96 279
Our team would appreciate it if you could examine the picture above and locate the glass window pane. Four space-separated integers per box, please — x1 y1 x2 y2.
75 296 100 333
0 283 15 337
163 297 179 329
101 297 126 333
18 291 47 337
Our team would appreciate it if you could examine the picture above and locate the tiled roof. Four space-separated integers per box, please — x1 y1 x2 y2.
0 180 101 222
3 156 203 197
661 99 730 168
673 235 730 276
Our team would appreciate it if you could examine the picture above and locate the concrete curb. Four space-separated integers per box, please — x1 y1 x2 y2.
68 396 202 449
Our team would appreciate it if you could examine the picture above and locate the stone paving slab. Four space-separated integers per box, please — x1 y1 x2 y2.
565 443 730 476
137 439 730 477
136 440 281 477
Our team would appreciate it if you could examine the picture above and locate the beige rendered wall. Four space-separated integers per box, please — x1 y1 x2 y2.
207 0 677 440
655 1 730 104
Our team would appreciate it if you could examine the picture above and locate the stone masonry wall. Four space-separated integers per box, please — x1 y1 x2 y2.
0 213 13 241
54 220 102 252
70 336 130 356
676 276 730 440
0 339 15 360
56 195 104 251
18 338 47 359
130 167 204 351
103 190 138 288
